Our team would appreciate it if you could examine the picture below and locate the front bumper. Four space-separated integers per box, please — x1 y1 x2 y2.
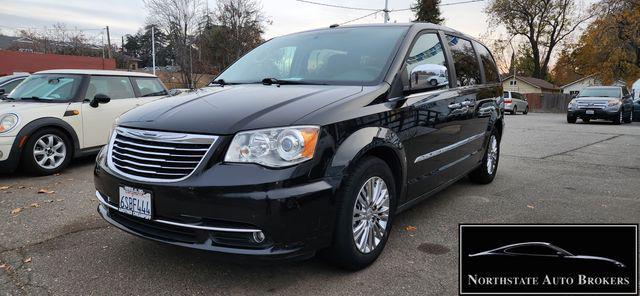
568 108 619 120
0 136 18 173
94 160 337 260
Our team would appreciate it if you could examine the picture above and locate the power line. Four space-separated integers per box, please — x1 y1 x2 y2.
341 10 384 25
296 0 380 11
391 0 486 11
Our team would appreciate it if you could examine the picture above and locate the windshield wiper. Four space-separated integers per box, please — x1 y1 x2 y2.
18 96 49 102
1 96 15 101
261 78 328 86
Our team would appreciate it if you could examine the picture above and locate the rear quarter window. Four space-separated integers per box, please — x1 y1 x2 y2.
133 77 167 97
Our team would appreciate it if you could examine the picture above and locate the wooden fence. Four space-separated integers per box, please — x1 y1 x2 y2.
524 93 574 113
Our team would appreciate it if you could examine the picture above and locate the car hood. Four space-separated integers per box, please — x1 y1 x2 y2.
575 97 618 101
0 101 67 114
117 84 363 135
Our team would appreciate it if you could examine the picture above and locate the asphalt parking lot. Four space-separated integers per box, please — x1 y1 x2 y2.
1 113 639 295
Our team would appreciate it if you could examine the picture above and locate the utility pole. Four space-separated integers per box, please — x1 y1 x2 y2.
151 26 156 76
383 0 389 23
105 26 112 59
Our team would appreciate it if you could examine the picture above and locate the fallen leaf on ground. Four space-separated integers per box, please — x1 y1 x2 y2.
44 200 54 203
29 203 39 208
10 208 22 214
23 257 32 263
404 225 417 231
54 173 61 176
0 263 10 271
18 186 26 189
0 186 10 190
55 199 63 202
526 205 535 209
37 189 55 194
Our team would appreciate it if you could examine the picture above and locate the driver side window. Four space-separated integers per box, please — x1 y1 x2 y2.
404 33 449 92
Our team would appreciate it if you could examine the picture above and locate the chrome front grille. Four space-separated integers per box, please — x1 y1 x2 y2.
576 100 608 109
107 127 218 182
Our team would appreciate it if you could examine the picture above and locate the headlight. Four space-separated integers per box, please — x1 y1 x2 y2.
224 126 320 167
0 113 19 134
568 99 576 107
607 99 621 106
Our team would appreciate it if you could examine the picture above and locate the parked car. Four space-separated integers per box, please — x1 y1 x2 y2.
0 69 168 175
633 97 640 122
94 23 504 270
503 91 528 115
0 73 29 97
567 86 634 124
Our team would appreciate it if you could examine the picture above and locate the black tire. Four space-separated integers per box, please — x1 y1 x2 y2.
429 79 438 86
510 106 517 115
623 109 632 123
582 118 590 123
325 156 396 270
567 115 577 123
20 128 73 175
612 110 622 125
523 106 529 115
468 129 500 184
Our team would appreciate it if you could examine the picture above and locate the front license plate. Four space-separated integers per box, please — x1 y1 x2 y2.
118 186 152 220
586 109 595 115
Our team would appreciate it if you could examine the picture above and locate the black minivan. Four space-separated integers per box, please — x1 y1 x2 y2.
94 23 504 270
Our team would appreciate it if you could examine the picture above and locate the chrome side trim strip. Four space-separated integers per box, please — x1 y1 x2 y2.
414 132 485 163
96 191 261 233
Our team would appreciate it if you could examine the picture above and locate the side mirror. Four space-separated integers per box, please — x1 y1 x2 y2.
408 64 448 91
90 94 111 108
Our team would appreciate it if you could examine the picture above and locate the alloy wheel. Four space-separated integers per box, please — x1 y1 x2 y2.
33 134 67 170
352 176 390 254
486 135 498 175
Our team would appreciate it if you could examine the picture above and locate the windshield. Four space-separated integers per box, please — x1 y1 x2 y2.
577 87 621 98
7 74 82 101
215 27 409 85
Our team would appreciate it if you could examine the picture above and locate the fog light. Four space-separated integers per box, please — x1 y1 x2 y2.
252 231 265 243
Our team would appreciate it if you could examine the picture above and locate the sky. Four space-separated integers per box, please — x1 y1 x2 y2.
0 0 491 45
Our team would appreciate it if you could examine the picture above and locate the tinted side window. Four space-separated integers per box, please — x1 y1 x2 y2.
446 35 481 87
622 87 629 97
404 33 449 91
86 76 135 100
512 92 522 100
475 42 500 83
133 78 167 97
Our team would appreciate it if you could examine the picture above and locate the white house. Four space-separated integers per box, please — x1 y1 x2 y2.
632 78 640 99
560 75 601 96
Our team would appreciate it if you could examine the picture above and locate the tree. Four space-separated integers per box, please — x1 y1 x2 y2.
412 0 444 24
145 0 206 88
567 0 640 85
214 0 269 61
486 0 592 79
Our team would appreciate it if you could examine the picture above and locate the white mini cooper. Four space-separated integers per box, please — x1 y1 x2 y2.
0 69 169 175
